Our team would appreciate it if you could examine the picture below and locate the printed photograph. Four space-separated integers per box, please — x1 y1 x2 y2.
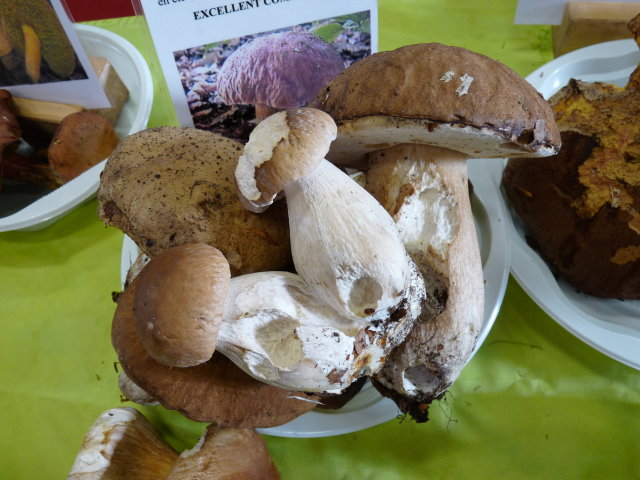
173 11 372 142
0 0 89 86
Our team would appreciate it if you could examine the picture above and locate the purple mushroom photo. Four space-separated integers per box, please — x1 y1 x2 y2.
174 13 371 142
217 30 345 121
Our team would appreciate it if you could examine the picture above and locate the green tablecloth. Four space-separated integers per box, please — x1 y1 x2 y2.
1 1 638 478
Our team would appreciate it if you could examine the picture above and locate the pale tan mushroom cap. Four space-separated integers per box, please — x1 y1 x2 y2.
133 244 230 368
98 126 291 276
235 108 337 210
309 43 561 165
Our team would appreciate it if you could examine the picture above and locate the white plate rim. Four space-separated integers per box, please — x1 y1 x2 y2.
0 24 153 232
489 39 640 371
119 159 511 437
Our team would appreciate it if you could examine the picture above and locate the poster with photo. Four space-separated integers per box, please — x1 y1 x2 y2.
139 0 377 140
0 0 110 108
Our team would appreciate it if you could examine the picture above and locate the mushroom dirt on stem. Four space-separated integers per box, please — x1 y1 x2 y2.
310 42 561 421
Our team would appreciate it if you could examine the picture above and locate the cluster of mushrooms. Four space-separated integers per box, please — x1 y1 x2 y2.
96 43 560 432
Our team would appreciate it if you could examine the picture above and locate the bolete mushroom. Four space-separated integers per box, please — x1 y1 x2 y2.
0 0 76 82
309 43 561 420
48 111 120 184
166 424 280 480
67 407 179 479
235 108 426 327
112 260 319 427
67 407 280 479
132 244 230 367
217 31 344 121
98 126 291 276
121 241 420 394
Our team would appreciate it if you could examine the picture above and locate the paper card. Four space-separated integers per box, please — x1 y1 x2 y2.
0 0 110 108
139 0 377 140
514 0 640 25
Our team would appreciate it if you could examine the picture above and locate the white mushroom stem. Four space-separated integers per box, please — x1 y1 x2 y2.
67 407 178 479
365 144 484 419
216 268 424 393
286 159 418 325
234 109 424 328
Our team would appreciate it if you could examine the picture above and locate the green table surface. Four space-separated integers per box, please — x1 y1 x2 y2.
1 1 639 479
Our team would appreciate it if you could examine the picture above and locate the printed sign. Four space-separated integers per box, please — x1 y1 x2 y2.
139 0 377 141
0 0 110 108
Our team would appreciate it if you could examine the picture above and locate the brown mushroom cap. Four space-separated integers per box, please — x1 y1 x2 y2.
112 278 318 427
309 43 561 166
48 111 120 183
0 0 76 79
235 108 337 211
133 244 230 368
98 127 291 276
166 425 280 479
217 31 344 110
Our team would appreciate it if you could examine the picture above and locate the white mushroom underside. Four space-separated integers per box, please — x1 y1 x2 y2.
327 116 556 168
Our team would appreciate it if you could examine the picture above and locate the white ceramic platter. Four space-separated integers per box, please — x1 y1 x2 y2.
120 159 510 437
0 24 153 232
487 39 640 370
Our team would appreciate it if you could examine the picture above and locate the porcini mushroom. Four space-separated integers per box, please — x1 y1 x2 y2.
132 244 230 368
98 127 291 276
235 108 426 326
166 425 280 480
68 408 281 479
67 407 179 479
124 242 421 393
309 43 561 420
217 31 344 121
48 111 120 183
112 262 319 427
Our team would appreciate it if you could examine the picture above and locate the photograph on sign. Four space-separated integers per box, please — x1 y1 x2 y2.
173 11 372 141
0 0 110 108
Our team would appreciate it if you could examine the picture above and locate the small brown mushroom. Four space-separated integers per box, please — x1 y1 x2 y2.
48 111 120 184
217 31 344 121
112 273 318 427
132 244 230 368
166 425 280 480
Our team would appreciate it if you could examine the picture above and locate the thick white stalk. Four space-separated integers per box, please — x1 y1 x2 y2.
366 144 484 419
284 159 416 327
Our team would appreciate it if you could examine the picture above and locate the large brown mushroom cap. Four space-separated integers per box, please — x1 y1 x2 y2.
112 278 318 427
133 244 230 368
217 31 344 110
98 126 291 276
309 42 560 165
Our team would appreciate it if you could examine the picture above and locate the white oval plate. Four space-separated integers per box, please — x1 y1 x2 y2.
0 24 153 232
487 39 640 370
120 159 510 437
